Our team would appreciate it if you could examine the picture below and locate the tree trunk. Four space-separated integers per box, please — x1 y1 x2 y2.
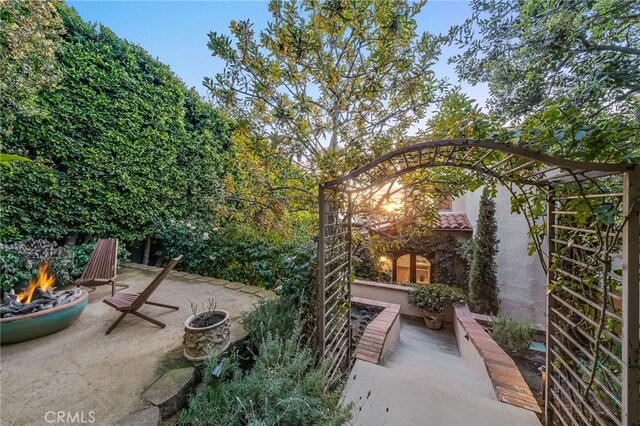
65 233 78 246
143 236 151 266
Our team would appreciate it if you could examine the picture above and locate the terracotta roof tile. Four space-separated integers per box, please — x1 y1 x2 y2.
437 214 472 231
367 213 472 233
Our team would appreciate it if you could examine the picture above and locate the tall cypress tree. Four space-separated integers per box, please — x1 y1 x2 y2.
469 187 500 314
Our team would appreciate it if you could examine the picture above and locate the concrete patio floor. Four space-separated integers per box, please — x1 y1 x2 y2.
0 265 265 426
343 316 541 426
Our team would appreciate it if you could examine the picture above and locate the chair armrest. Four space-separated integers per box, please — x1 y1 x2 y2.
75 278 112 285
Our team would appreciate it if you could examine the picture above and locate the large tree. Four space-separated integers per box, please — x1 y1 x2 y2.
449 0 640 163
206 0 444 174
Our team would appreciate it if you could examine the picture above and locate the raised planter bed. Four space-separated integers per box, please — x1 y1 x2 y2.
471 312 546 398
453 304 542 414
351 297 401 364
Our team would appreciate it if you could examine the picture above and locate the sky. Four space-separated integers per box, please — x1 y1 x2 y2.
67 0 489 108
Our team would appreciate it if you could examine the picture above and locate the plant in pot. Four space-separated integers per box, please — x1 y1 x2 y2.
408 283 466 330
183 299 230 361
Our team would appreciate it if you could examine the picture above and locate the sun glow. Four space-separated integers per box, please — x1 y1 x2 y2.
378 256 392 272
382 200 402 213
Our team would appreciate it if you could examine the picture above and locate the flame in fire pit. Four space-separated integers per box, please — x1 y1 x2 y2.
16 263 56 304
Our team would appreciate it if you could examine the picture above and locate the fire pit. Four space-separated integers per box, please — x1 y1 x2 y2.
0 263 88 344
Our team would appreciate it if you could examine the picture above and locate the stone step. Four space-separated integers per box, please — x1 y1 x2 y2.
391 339 461 359
384 348 471 374
115 407 161 426
142 367 196 419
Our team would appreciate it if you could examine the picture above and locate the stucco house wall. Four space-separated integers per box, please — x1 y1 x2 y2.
463 186 547 324
451 195 466 214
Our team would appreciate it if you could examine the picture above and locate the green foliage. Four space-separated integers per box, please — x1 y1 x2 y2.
426 88 491 140
157 221 316 305
0 4 232 244
178 332 351 426
404 234 469 290
407 283 466 314
450 0 640 163
353 244 389 283
0 153 32 166
0 239 73 292
579 343 622 407
491 316 534 356
217 132 316 230
0 239 131 293
457 239 475 268
241 297 298 348
0 0 64 135
468 187 500 315
0 245 36 293
206 0 444 173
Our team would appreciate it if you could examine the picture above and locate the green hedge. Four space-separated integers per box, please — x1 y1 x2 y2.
0 5 232 243
157 220 316 305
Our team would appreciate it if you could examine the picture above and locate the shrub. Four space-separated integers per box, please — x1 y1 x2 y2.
468 187 500 315
491 316 534 355
241 297 298 348
178 332 352 426
353 245 389 283
0 239 74 293
157 221 316 305
407 283 466 314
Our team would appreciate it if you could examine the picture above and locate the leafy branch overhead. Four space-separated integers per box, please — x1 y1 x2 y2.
449 0 640 163
206 0 445 174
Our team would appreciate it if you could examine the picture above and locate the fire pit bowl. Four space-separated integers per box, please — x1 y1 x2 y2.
0 290 88 345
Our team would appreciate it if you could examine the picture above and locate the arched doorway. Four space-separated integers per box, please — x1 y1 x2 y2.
317 139 639 425
392 253 431 284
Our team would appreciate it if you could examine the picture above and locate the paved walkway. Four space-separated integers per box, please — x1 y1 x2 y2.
342 316 540 426
1 266 265 426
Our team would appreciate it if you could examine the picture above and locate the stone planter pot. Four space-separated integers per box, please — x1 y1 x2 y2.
422 310 445 330
183 310 230 362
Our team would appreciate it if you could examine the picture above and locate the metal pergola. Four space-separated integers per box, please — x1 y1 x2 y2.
317 139 639 425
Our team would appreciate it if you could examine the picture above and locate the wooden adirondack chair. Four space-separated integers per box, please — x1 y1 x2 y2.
74 238 124 296
102 255 182 335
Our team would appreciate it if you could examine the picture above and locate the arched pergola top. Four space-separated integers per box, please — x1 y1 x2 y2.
323 139 636 192
316 138 640 425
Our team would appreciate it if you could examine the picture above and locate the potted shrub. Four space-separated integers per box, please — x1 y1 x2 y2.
408 283 466 329
183 299 230 361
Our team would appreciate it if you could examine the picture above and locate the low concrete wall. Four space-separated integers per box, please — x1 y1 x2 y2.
453 309 495 398
353 279 453 322
381 311 401 361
